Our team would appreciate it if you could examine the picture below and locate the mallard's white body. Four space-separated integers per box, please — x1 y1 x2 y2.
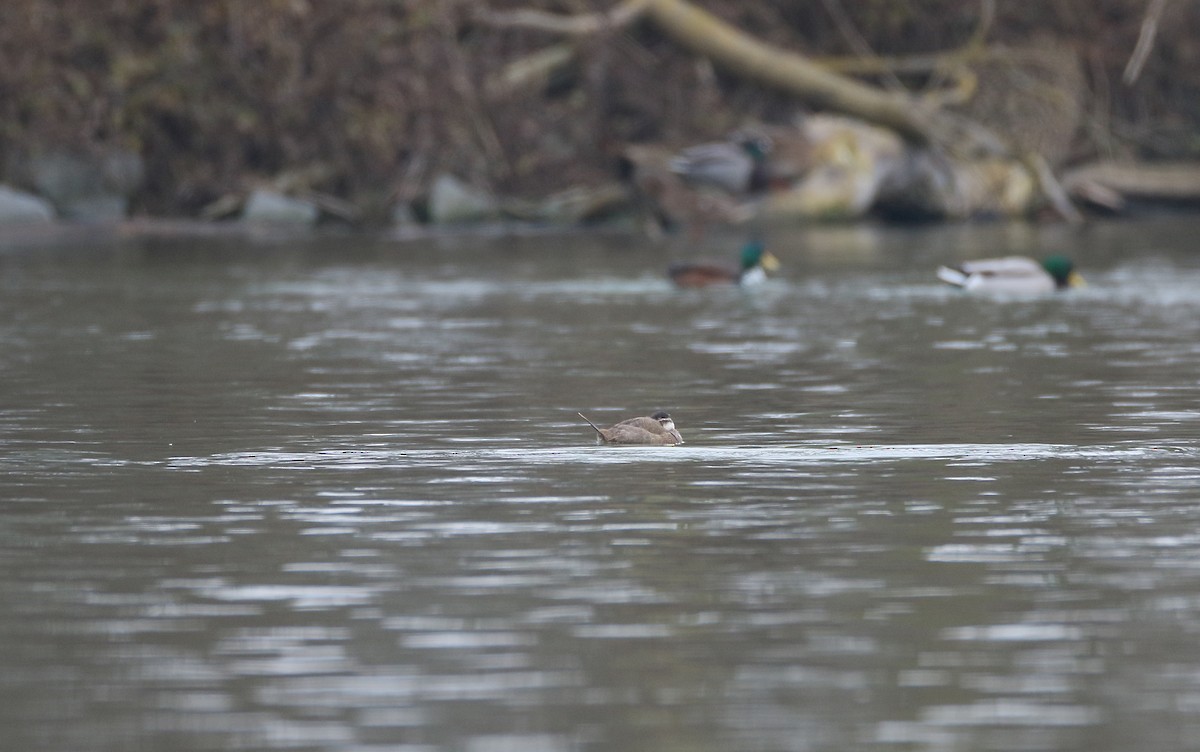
937 256 1059 295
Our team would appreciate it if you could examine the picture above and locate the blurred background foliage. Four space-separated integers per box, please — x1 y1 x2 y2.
0 0 1197 220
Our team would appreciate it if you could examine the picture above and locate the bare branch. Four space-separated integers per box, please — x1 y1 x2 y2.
476 1 651 97
1124 0 1169 85
1024 152 1083 223
486 44 576 96
966 0 996 53
816 0 906 93
474 0 649 36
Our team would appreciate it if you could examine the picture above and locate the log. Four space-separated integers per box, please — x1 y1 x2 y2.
642 0 939 146
1064 161 1200 204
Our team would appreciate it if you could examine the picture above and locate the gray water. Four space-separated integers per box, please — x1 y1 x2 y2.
1 218 1199 752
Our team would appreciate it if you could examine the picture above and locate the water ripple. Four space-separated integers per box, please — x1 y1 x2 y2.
164 442 1197 471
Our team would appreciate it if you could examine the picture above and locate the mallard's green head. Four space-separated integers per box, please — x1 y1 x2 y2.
739 135 771 163
1042 255 1084 288
740 240 780 272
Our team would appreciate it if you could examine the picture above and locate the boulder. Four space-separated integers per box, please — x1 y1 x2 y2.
764 116 904 221
28 149 143 220
763 114 1037 221
951 158 1037 219
240 189 319 224
0 184 55 224
427 174 499 224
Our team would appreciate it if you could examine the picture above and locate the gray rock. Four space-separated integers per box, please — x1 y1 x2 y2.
61 195 130 222
0 184 55 224
391 200 418 226
427 174 498 224
100 150 145 196
28 149 143 220
241 189 319 225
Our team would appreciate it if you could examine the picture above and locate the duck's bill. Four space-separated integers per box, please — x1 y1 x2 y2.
1068 271 1086 288
761 251 781 272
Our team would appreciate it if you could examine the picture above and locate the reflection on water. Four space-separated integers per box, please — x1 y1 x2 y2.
1 219 1200 751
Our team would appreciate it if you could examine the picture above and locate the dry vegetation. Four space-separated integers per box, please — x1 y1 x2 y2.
0 0 1196 221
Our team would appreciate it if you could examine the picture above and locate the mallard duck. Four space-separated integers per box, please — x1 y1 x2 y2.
578 411 683 445
936 255 1083 295
668 240 781 288
670 132 771 195
621 144 754 240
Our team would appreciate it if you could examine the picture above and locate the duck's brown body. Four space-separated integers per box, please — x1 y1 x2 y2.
667 260 744 287
667 240 779 289
578 411 683 446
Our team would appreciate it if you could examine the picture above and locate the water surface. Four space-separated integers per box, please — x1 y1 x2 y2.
2 219 1200 751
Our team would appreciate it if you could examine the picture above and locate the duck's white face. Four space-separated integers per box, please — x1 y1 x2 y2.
658 417 676 432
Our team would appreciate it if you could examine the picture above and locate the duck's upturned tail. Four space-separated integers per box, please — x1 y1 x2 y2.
936 265 968 288
577 412 606 439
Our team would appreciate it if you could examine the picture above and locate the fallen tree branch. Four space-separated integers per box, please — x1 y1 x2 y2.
1064 160 1200 201
482 0 1000 153
642 0 941 146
